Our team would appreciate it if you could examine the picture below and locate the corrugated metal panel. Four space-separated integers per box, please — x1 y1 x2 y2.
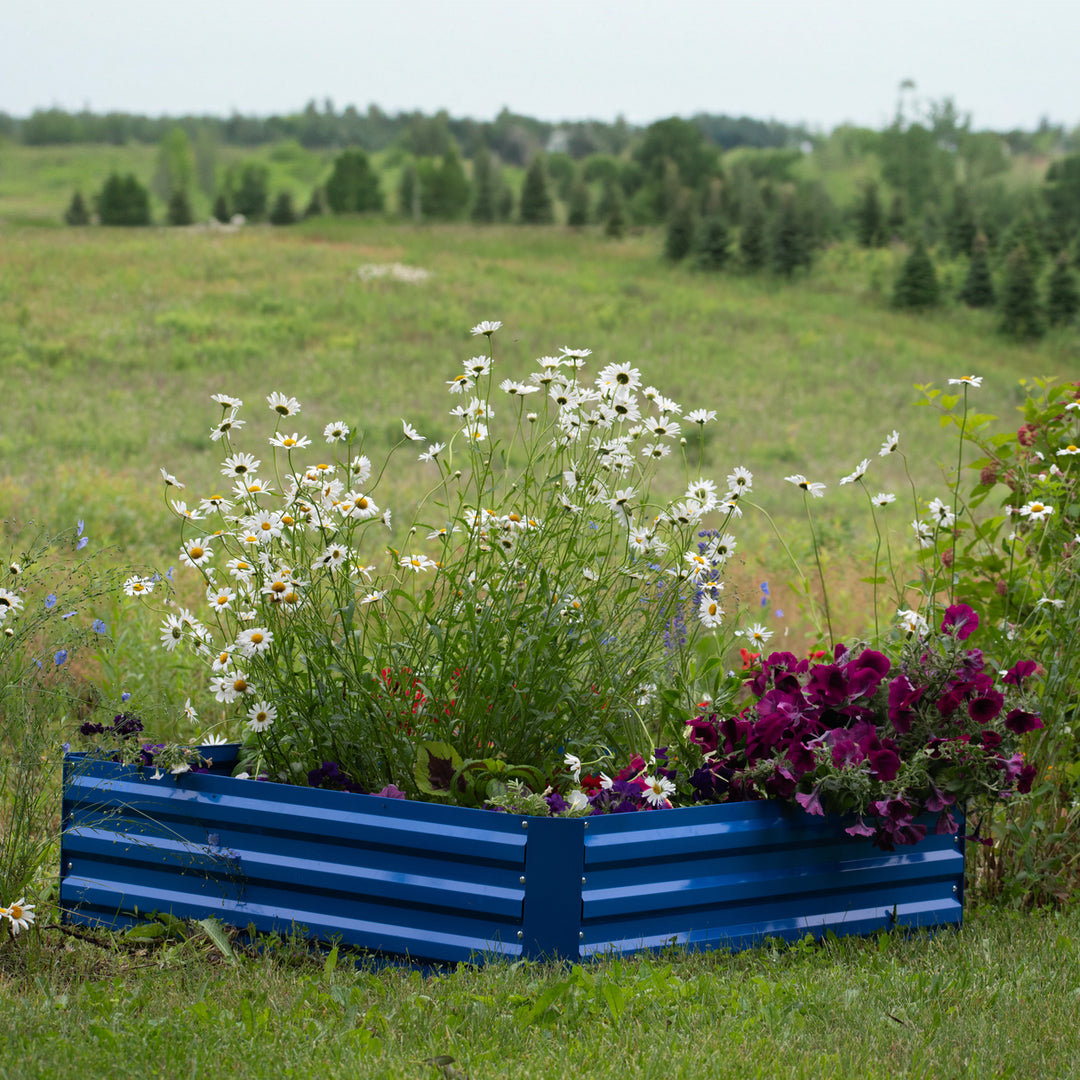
62 754 527 964
580 801 964 956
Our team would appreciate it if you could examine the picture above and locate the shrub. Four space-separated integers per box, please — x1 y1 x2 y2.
519 154 555 224
326 149 383 215
63 190 89 226
97 173 151 226
893 239 940 309
269 191 297 226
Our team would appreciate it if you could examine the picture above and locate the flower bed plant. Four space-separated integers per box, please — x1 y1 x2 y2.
77 330 1045 858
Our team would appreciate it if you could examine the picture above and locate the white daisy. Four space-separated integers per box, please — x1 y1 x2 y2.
698 596 724 628
221 452 261 478
871 492 896 508
402 420 424 442
400 553 437 573
447 373 475 394
179 538 213 569
947 376 982 387
897 609 929 635
3 898 35 935
209 413 245 442
122 576 155 597
267 392 301 416
159 614 186 651
499 379 538 396
236 627 274 657
323 421 350 443
349 455 373 483
1056 444 1080 456
160 468 185 489
1019 501 1054 521
878 431 900 457
785 475 826 498
739 623 773 646
470 320 502 336
419 442 446 462
688 408 718 425
839 458 870 485
642 774 676 808
911 520 935 548
207 585 236 611
269 432 311 450
246 700 277 732
211 393 243 409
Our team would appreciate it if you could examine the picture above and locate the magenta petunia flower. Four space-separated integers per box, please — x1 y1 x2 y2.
941 603 979 640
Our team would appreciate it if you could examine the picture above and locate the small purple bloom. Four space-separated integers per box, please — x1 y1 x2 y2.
1004 709 1043 734
375 784 406 800
121 692 131 703
76 537 89 550
62 610 77 619
1002 660 1037 687
77 519 84 537
54 649 67 666
941 603 979 641
45 593 57 609
968 690 1004 724
795 786 825 816
79 721 105 736
92 619 107 634
845 817 877 838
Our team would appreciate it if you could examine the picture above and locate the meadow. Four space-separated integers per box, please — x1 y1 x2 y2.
2 206 1080 1076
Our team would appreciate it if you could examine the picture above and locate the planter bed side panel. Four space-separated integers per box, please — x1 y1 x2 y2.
61 755 528 964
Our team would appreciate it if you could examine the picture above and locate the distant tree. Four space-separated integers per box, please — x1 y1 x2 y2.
152 126 195 202
892 239 940 309
664 194 696 262
212 193 230 223
634 117 718 191
886 193 907 238
998 244 1042 338
1046 252 1079 327
945 186 978 259
496 186 515 223
232 163 270 219
97 173 151 226
64 190 89 226
519 154 555 224
427 145 471 220
739 194 768 272
854 181 886 248
545 152 575 201
193 125 219 197
999 214 1045 274
566 173 590 227
694 213 731 270
303 187 325 218
325 149 383 214
601 180 625 238
957 232 995 308
397 160 421 221
166 189 194 226
770 195 809 277
470 146 497 223
269 191 297 225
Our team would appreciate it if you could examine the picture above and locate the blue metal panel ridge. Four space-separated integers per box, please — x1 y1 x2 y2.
61 750 965 964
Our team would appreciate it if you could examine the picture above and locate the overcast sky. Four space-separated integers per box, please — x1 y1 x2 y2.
4 0 1079 132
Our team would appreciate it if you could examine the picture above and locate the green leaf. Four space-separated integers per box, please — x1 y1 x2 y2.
414 741 463 797
196 916 235 961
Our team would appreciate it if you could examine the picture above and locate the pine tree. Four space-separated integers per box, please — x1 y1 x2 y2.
97 173 151 226
945 186 977 258
770 196 808 278
694 213 731 271
303 187 325 219
892 238 940 309
998 244 1043 338
519 154 555 224
166 189 193 226
325 149 383 214
64 190 89 226
496 186 515 223
602 181 625 238
958 232 995 308
664 194 696 262
854 181 886 248
212 193 230 223
1046 252 1079 327
397 161 421 221
566 174 590 228
428 145 470 220
269 191 297 226
739 197 768 272
470 147 497 224
232 163 270 219
886 194 906 239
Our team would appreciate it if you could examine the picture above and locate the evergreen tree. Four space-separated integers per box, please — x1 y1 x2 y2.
397 160 421 221
303 187 325 218
519 154 555 224
325 149 383 214
998 244 1043 338
694 213 731 271
97 173 151 226
739 195 768 272
152 126 195 202
166 189 193 226
232 163 270 219
854 181 886 248
496 185 515 223
886 193 907 239
1046 252 1079 327
212 193 230 223
602 181 625 238
664 194 696 262
1000 215 1045 274
945 186 977 258
64 190 89 226
428 145 471 220
958 232 995 308
269 191 297 226
770 195 808 277
566 174 590 228
892 238 940 309
470 146 497 223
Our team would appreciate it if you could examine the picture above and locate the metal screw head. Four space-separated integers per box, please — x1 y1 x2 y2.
516 931 523 940
581 877 586 885
579 932 584 940
519 876 526 885
65 862 73 873
952 885 958 893
521 821 528 829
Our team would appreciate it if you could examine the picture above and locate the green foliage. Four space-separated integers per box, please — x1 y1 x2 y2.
166 189 194 227
892 239 940 309
958 232 996 308
738 193 768 271
63 190 89 226
268 191 297 226
663 194 696 261
601 180 625 238
998 244 1043 338
469 145 497 224
302 187 324 219
519 154 555 224
230 163 270 220
854 181 886 248
212 192 230 223
634 117 718 190
97 173 151 226
694 213 731 271
427 145 471 221
152 126 195 202
325 149 383 215
1046 253 1080 326
945 185 978 258
769 195 810 277
566 173 589 228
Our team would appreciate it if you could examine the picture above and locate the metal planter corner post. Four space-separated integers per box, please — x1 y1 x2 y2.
61 747 965 965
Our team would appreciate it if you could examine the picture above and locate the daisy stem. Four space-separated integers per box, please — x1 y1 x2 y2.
803 495 835 651
949 386 969 606
860 480 881 641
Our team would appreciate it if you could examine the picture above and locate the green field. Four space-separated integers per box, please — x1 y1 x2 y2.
1 214 1073 719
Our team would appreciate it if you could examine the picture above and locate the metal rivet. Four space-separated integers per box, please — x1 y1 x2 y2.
952 885 958 893
519 876 526 885
581 877 586 885
583 821 588 829
65 862 73 872
579 932 584 940
521 821 528 830
516 931 523 940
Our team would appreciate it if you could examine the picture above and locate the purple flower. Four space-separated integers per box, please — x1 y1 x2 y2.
934 809 960 835
868 746 901 782
54 649 67 666
1002 661 1037 687
77 519 84 537
1004 709 1043 734
941 603 978 640
795 786 825 816
545 791 569 814
375 784 406 800
845 817 877 838
121 692 131 703
92 619 107 634
111 712 144 737
888 675 925 733
967 690 1004 724
76 536 89 551
45 593 57 609
687 715 719 753
79 721 105 736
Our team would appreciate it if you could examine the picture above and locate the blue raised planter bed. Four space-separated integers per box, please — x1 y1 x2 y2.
60 746 964 963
